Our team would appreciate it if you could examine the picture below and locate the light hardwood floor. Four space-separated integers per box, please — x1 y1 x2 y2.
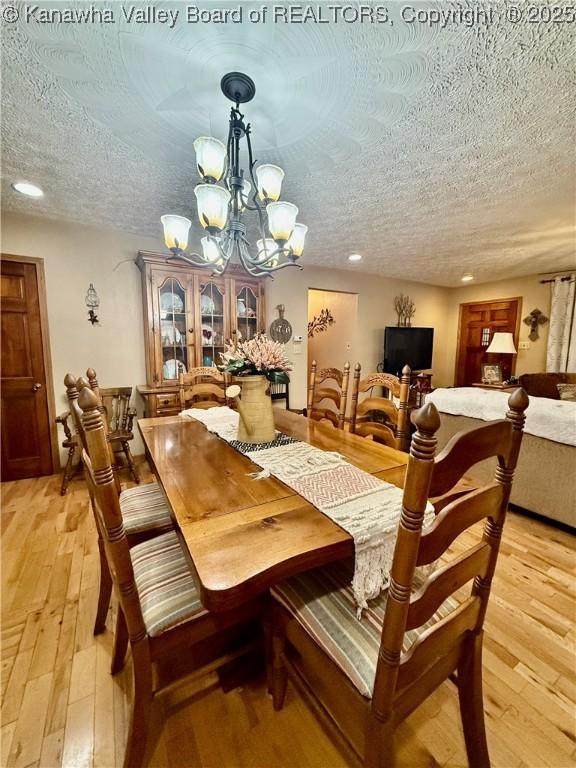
1 463 575 768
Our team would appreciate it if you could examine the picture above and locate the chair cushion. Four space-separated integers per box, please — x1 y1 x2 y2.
131 530 206 637
557 383 576 402
271 560 459 699
120 482 173 535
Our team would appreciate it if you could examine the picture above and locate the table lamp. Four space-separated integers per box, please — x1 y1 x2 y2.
486 332 517 382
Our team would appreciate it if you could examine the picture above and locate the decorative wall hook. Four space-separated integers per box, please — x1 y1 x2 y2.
523 308 548 341
85 283 100 324
269 304 293 343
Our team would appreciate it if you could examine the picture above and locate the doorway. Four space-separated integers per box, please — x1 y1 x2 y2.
455 297 521 386
1 255 58 480
307 288 358 377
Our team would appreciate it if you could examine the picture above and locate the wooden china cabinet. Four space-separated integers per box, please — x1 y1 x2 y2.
136 251 266 417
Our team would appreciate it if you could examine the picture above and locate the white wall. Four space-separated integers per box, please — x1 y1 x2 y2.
1 211 166 458
265 266 453 410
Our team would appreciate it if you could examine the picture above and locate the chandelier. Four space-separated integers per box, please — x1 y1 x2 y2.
160 72 307 277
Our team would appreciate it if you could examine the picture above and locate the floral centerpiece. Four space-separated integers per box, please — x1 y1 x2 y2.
220 334 291 444
220 333 291 385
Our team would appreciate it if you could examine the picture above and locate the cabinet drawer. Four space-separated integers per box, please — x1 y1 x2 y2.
155 393 180 413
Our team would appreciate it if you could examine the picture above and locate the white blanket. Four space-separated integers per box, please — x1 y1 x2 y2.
426 388 576 447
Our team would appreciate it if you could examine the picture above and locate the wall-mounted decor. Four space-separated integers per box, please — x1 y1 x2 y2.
85 283 100 324
394 294 416 327
269 304 293 343
308 308 335 338
523 308 549 341
160 72 307 277
481 363 503 384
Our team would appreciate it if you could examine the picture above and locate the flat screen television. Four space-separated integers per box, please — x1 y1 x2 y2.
383 327 434 376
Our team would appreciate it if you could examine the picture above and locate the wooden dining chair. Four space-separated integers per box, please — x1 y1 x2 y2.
86 369 139 483
179 366 227 409
270 379 290 410
65 374 173 638
55 409 82 494
269 388 529 768
78 386 263 768
350 364 412 451
307 360 351 429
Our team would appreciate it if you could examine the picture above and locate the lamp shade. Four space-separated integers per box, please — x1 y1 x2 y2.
161 214 191 251
193 137 226 182
194 184 230 231
256 238 278 265
267 201 298 242
287 223 308 257
200 237 222 264
486 332 517 354
256 164 284 202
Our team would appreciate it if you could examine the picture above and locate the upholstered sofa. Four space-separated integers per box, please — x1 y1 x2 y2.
518 372 576 400
427 387 576 528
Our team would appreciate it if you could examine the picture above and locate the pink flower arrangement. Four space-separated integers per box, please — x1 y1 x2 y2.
220 334 292 383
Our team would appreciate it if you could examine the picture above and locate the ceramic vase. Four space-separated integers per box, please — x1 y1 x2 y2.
236 375 275 444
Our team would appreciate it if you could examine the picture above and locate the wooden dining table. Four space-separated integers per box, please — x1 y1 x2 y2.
138 410 410 612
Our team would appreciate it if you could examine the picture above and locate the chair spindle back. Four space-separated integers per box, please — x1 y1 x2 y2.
65 372 121 492
78 387 147 644
307 360 351 429
179 367 227 409
371 388 529 721
350 364 411 450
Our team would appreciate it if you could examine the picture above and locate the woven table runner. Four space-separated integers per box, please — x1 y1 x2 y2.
181 406 433 613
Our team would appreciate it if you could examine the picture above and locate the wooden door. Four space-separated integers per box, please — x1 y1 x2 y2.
455 298 521 386
1 258 54 479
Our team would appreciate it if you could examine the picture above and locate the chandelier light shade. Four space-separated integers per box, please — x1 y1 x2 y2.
287 223 308 257
194 184 231 232
161 214 192 251
160 71 306 277
486 332 517 354
256 238 278 264
193 136 227 182
201 236 222 264
266 201 298 242
256 164 285 202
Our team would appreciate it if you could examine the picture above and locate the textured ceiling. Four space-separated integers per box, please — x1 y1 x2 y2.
1 1 575 286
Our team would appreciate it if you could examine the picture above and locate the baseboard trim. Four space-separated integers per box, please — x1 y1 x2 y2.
509 503 575 534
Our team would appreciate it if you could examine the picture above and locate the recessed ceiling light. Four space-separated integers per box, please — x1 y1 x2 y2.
348 254 363 262
12 181 44 198
461 274 474 282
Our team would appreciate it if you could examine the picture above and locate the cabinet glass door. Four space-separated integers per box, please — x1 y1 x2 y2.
158 276 189 381
235 284 259 342
199 281 226 367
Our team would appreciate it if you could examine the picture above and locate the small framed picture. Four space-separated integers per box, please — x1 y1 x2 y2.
481 363 503 385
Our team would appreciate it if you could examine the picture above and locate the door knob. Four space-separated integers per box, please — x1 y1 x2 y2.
32 383 42 392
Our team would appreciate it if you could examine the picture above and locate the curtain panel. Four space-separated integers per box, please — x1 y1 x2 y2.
546 275 576 373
